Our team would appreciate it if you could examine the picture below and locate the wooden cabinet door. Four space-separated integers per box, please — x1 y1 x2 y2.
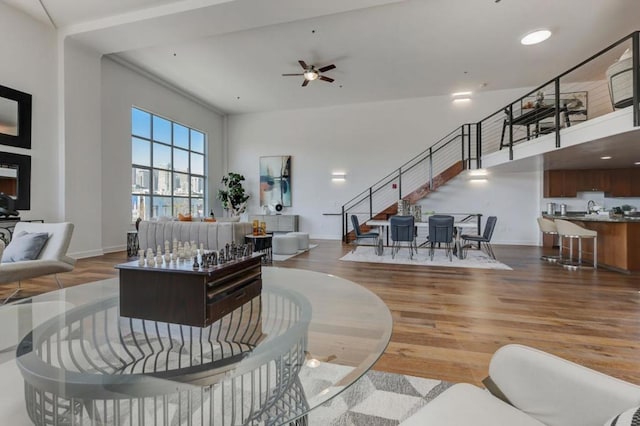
544 170 578 197
576 169 611 192
544 170 565 197
562 170 578 197
630 168 640 197
609 169 631 197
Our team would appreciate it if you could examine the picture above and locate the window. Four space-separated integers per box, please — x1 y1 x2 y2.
131 108 206 221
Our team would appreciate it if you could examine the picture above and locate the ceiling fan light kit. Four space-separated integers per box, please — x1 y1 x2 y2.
304 69 319 81
282 60 336 87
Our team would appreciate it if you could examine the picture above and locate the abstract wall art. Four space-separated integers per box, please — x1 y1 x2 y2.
260 156 291 208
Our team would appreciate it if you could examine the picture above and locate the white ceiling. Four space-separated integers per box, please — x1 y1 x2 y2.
5 0 640 115
3 0 640 171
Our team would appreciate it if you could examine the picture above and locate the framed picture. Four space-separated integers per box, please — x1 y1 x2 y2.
0 151 31 210
0 84 32 149
521 91 588 123
260 156 292 207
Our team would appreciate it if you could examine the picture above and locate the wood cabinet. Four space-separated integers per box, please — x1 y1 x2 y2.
576 169 609 192
608 169 631 197
249 214 299 233
544 167 640 198
544 170 577 197
631 169 640 197
561 220 640 273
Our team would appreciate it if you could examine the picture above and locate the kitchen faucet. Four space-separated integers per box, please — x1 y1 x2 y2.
587 200 596 213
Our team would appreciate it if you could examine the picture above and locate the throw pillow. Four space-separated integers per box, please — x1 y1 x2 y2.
178 213 192 222
1 231 50 263
605 406 640 425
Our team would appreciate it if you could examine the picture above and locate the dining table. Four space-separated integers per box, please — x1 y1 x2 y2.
365 218 478 258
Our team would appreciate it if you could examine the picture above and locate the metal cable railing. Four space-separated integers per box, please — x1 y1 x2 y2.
342 31 640 242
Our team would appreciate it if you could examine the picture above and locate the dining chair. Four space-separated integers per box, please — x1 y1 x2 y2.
427 215 454 261
389 215 416 259
461 216 497 259
350 215 379 253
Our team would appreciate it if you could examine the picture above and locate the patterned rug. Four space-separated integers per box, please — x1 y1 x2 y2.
340 246 512 270
303 363 452 425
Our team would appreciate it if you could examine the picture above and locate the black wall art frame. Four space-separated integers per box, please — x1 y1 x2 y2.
0 84 32 149
0 151 31 210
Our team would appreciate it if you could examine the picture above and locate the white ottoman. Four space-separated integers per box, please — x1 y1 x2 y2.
287 232 309 250
272 234 299 255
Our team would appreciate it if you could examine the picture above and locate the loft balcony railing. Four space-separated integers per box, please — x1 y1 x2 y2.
342 31 640 242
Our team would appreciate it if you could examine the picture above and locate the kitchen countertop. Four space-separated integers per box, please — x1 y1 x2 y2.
542 213 640 223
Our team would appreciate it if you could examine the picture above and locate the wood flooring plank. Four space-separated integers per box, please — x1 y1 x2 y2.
2 241 640 387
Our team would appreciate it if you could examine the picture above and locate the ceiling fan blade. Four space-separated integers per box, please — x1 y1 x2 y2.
298 60 308 69
282 73 304 76
319 75 334 83
318 64 336 73
302 79 310 87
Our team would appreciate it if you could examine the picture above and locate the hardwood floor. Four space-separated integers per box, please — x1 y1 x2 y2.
3 241 640 387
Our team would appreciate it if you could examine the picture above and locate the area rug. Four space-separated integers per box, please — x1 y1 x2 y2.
273 244 318 261
304 363 452 425
340 246 512 270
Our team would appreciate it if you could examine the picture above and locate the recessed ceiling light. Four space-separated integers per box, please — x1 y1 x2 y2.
453 98 471 103
601 156 612 160
521 29 552 45
452 91 472 97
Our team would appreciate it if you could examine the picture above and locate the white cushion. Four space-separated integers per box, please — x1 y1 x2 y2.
0 240 4 265
272 235 298 255
400 383 544 426
287 232 309 250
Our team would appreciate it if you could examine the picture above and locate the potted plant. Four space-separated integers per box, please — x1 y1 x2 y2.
217 172 250 216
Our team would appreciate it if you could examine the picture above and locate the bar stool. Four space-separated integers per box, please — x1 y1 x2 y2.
554 219 597 270
536 217 560 262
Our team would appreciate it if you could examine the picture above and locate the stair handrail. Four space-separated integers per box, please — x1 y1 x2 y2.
342 126 467 211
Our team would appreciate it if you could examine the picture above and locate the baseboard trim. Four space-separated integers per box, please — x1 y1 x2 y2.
103 245 126 254
310 234 342 240
69 249 105 259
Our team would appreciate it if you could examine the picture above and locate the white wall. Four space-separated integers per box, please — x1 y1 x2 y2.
100 57 225 253
0 3 59 222
227 88 531 239
63 39 103 257
418 170 541 245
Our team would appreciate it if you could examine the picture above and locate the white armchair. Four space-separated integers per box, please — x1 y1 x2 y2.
401 344 640 426
0 222 75 303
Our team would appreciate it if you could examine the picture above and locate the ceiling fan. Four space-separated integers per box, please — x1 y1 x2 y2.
282 60 336 87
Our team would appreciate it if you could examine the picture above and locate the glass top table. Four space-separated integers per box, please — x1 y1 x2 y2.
0 267 392 426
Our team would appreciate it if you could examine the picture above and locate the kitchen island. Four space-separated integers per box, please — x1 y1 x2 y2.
543 214 640 273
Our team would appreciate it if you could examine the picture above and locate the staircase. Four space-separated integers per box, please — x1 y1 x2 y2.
342 125 477 242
